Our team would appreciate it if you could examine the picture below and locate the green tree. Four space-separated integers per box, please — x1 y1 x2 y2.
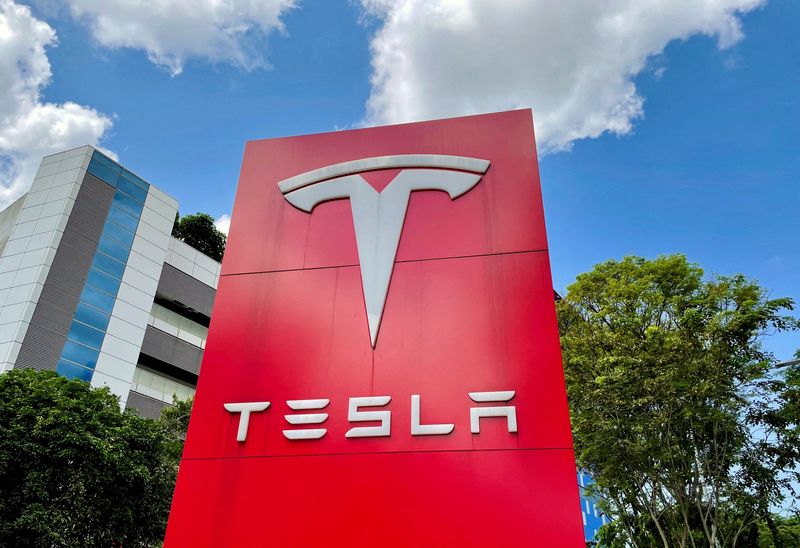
172 212 226 261
0 369 176 547
757 514 800 547
558 255 799 547
158 397 193 465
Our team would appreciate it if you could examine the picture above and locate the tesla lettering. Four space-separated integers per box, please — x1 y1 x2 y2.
224 391 517 443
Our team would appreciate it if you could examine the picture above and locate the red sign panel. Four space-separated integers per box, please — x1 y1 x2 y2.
165 110 584 546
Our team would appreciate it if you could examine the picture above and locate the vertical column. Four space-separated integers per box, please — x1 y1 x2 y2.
46 152 143 384
0 147 91 372
91 185 177 406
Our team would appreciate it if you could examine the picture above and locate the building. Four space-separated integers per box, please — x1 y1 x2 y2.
0 146 219 418
578 471 609 542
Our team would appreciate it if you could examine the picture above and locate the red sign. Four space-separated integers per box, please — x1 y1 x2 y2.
165 110 584 546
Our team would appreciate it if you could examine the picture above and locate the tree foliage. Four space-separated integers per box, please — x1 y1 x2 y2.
0 369 180 547
158 397 193 466
756 514 800 547
172 212 226 262
558 255 799 547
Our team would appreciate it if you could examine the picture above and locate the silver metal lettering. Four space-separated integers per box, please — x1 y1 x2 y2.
345 396 391 438
224 401 271 442
468 391 517 433
283 399 330 440
410 394 454 436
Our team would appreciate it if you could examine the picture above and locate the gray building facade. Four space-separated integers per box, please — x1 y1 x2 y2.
0 146 219 417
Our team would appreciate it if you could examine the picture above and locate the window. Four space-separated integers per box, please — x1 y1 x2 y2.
80 285 116 314
97 235 130 264
66 320 105 350
121 169 149 191
107 205 139 233
149 303 208 348
56 360 93 382
61 341 99 369
86 268 121 297
102 218 135 248
74 302 111 332
117 176 148 204
92 251 126 279
131 366 195 404
87 157 120 186
92 151 122 173
113 191 144 218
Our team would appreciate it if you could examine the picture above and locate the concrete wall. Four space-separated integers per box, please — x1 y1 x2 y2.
15 173 114 373
164 237 220 289
0 147 91 373
0 195 27 256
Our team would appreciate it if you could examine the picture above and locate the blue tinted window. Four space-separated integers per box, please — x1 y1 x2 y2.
117 176 148 203
98 235 130 263
92 151 121 172
113 191 144 217
86 268 121 296
67 320 105 350
121 169 149 190
87 158 120 186
56 360 93 382
107 205 139 233
74 302 111 332
80 285 116 313
102 217 135 247
92 252 125 279
61 341 99 370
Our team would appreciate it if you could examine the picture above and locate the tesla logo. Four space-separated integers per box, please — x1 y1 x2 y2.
278 155 490 347
224 391 517 442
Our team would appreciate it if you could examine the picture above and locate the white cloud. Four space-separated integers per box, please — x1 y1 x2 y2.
0 0 112 209
214 213 231 236
361 0 763 153
65 0 297 75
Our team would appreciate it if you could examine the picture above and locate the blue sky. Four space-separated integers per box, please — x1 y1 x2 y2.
2 0 798 358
